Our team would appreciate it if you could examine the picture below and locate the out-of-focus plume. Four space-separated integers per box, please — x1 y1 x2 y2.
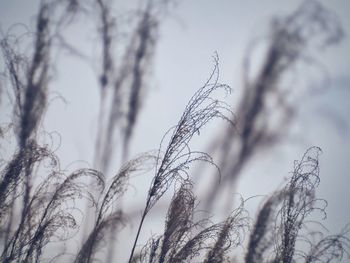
206 0 344 207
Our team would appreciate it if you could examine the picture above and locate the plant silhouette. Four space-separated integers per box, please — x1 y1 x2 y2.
0 0 349 262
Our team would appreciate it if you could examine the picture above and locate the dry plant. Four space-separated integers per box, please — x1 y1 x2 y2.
206 0 345 207
75 154 156 263
93 0 171 173
135 181 249 263
0 0 349 263
245 147 350 263
127 53 233 262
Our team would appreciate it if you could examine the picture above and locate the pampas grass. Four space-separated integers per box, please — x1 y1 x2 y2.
0 1 349 262
206 0 345 208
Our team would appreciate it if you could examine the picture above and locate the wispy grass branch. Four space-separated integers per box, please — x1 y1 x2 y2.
128 54 233 262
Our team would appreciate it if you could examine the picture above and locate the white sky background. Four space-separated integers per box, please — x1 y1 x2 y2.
1 0 350 261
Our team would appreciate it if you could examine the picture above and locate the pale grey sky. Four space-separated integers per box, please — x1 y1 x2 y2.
1 0 350 261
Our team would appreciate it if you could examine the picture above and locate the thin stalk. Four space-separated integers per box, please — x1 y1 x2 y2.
4 186 17 247
128 201 149 263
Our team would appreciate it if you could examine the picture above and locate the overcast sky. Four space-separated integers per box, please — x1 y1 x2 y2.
1 0 350 261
